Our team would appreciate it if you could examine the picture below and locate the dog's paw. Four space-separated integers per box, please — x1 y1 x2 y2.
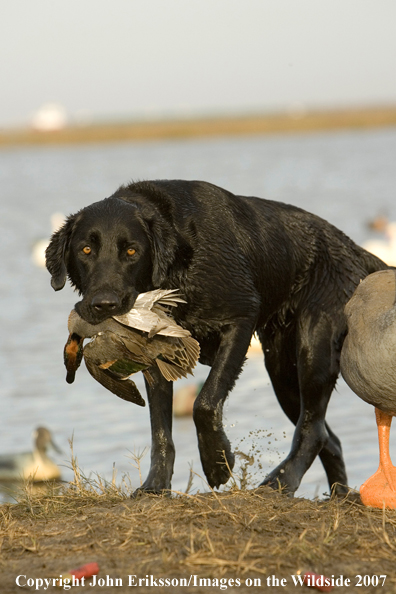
131 466 173 497
260 464 301 496
260 462 302 497
131 485 171 498
198 429 235 489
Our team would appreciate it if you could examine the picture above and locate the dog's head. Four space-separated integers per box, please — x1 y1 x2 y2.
46 191 190 324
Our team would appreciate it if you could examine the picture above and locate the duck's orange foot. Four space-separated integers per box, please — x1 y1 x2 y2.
360 466 396 509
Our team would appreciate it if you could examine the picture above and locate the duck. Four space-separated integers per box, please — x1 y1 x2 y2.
340 269 396 508
0 427 62 482
64 289 200 407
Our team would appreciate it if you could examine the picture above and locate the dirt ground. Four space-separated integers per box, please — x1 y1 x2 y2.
0 476 396 594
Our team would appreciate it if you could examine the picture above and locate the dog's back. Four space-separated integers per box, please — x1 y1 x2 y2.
119 179 387 328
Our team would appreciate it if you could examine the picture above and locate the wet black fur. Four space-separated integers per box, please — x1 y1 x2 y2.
46 179 388 495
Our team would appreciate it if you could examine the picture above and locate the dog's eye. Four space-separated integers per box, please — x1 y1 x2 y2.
127 248 136 256
82 246 91 255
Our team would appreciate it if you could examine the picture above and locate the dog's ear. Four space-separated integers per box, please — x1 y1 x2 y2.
45 214 78 291
142 215 193 286
121 182 193 286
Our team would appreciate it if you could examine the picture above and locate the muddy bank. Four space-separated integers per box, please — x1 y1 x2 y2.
0 481 395 594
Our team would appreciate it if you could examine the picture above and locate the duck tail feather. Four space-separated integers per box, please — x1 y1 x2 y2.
182 336 201 366
156 358 187 382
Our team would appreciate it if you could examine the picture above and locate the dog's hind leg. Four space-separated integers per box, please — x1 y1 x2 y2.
133 367 175 495
318 423 348 495
259 323 348 495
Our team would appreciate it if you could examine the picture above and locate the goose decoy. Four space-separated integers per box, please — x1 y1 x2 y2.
64 289 200 407
340 269 396 508
0 427 62 482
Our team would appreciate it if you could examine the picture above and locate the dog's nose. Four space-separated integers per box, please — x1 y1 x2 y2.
91 292 121 314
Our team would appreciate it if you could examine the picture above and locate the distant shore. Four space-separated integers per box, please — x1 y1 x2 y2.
1 105 396 148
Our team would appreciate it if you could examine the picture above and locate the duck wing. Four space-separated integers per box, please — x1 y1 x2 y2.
84 357 145 407
119 329 200 380
114 288 189 338
154 335 201 381
114 308 190 338
134 289 186 311
84 331 153 377
114 308 165 335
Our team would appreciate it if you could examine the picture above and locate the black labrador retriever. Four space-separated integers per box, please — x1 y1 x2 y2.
46 179 387 495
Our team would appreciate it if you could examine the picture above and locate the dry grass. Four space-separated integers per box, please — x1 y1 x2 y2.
1 449 396 593
1 105 396 149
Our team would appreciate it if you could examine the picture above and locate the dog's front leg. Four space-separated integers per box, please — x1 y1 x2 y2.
193 322 253 489
134 366 174 495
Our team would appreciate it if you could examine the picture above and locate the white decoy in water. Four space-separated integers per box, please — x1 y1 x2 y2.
32 212 65 268
363 217 396 266
0 427 62 482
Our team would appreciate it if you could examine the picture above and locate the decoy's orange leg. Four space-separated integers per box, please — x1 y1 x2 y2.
376 408 396 491
360 407 396 508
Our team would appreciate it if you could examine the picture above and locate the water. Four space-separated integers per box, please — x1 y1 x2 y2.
1 126 396 502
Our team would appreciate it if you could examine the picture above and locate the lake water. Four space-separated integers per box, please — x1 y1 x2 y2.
1 126 396 502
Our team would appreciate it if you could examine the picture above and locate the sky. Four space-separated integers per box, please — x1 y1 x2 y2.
1 0 396 128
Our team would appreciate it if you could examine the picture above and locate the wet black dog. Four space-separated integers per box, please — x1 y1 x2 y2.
46 180 387 495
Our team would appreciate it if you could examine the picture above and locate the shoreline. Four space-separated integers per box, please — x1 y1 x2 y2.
1 484 395 594
1 105 396 149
